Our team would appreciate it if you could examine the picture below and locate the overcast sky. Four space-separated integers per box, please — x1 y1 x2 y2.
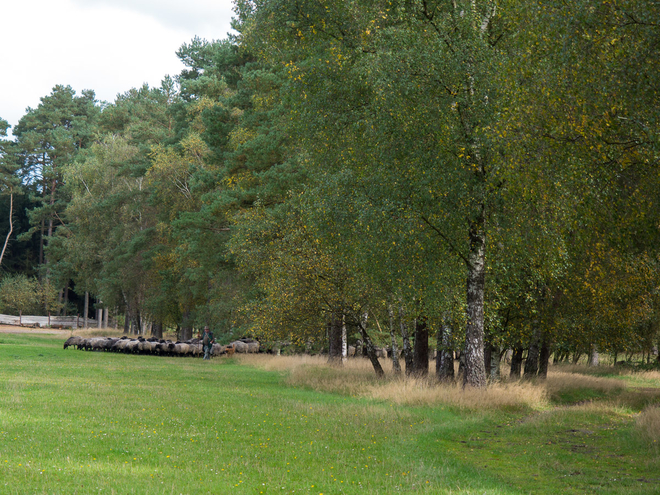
0 0 236 137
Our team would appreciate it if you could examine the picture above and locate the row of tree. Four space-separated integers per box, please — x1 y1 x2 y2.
0 0 658 386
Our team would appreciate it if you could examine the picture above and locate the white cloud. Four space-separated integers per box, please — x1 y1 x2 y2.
0 0 235 137
72 0 235 37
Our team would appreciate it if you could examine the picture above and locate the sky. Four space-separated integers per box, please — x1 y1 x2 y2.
0 0 236 137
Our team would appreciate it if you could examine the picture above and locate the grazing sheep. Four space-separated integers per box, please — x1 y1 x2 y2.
246 342 260 353
63 336 84 350
173 343 191 357
64 336 253 360
231 341 249 353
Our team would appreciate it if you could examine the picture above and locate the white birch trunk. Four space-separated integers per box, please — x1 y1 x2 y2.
341 315 347 364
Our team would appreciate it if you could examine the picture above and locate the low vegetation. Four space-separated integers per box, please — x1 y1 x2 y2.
1 333 658 494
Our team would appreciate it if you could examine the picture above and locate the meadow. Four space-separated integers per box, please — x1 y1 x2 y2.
0 330 659 494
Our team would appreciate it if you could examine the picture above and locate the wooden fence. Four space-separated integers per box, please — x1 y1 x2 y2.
0 313 98 328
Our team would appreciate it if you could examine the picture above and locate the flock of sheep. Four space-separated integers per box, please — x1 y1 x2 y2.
63 335 260 358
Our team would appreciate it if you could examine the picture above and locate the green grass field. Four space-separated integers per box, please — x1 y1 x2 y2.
1 332 659 494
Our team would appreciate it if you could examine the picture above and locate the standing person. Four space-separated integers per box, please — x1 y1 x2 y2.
202 326 215 360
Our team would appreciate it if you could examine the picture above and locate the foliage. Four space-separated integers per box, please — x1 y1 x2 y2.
0 273 59 316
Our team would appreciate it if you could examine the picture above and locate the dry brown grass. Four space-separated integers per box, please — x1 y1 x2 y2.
636 405 660 445
237 354 660 412
544 370 626 395
238 354 547 410
638 370 660 380
364 377 547 410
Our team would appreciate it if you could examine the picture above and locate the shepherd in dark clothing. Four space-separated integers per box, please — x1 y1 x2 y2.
202 326 215 360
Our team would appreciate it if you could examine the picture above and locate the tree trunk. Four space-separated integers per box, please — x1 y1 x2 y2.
83 291 89 328
180 310 192 341
327 312 342 365
464 217 487 388
358 320 384 377
152 320 163 339
572 351 582 364
490 347 502 382
588 344 599 367
39 218 45 267
412 317 429 377
387 304 402 375
0 190 13 267
484 342 492 377
524 330 541 379
538 340 551 379
457 350 465 378
436 318 455 382
510 346 523 380
341 315 348 364
97 308 102 328
103 307 109 329
399 305 414 375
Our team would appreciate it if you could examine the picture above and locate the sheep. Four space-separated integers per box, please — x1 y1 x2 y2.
172 343 191 357
246 342 260 353
231 341 249 353
63 336 84 350
63 336 253 360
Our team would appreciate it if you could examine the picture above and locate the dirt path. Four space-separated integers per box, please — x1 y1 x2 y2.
0 324 68 335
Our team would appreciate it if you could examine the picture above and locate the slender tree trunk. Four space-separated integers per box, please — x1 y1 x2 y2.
103 307 109 329
358 320 384 377
457 350 466 378
341 315 347 364
413 316 429 377
327 312 342 365
39 219 44 267
436 317 455 381
510 346 524 380
484 342 492 377
387 304 402 375
572 351 582 364
97 308 102 328
399 305 413 375
588 344 599 366
464 216 487 388
524 330 541 379
490 346 502 382
83 291 89 328
0 190 13 267
538 340 551 379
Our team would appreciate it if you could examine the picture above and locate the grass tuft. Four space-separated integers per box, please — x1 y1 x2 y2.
636 405 660 447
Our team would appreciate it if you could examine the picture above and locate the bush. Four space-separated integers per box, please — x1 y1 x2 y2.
0 274 61 316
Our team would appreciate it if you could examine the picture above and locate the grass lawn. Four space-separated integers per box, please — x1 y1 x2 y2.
0 331 658 494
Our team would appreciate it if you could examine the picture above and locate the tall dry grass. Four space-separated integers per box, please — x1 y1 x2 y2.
636 406 660 446
237 354 547 410
544 371 626 396
237 354 660 411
